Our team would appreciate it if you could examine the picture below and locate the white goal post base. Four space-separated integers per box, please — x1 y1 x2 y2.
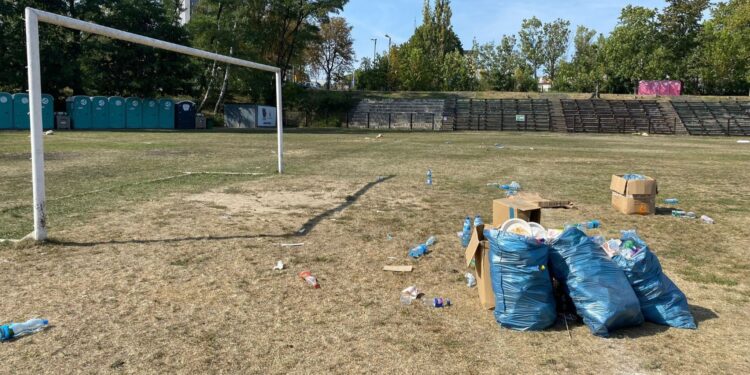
24 7 285 241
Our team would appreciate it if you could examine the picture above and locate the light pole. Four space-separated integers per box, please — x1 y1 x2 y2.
371 38 377 60
385 34 392 53
384 34 393 91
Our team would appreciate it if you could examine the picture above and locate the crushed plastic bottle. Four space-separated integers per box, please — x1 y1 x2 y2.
664 198 679 205
672 210 696 219
400 286 422 305
460 217 472 247
408 236 437 258
426 169 433 186
424 297 452 308
465 273 477 288
500 181 521 196
0 318 49 342
700 215 715 224
580 220 601 229
299 271 320 289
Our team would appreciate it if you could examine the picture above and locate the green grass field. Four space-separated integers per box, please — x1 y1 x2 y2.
1 130 749 373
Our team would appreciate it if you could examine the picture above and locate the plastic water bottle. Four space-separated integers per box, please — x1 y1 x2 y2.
580 220 600 229
500 181 521 196
0 318 49 341
423 297 452 308
460 217 472 247
664 198 679 205
672 210 696 218
465 273 477 287
409 236 437 258
426 169 433 186
473 215 484 227
700 215 715 224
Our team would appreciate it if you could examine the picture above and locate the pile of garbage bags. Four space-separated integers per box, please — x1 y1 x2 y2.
485 221 695 337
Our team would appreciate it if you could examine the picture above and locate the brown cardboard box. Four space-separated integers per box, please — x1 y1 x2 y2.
464 225 495 310
610 175 658 215
510 192 573 209
492 198 542 226
611 192 656 215
610 175 658 196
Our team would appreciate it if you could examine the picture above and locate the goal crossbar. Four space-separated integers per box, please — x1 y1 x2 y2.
24 7 285 241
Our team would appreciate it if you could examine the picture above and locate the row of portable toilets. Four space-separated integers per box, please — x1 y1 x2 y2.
0 92 199 130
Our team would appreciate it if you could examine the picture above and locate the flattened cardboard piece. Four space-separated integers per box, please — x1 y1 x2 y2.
511 192 573 209
493 198 542 226
383 265 413 272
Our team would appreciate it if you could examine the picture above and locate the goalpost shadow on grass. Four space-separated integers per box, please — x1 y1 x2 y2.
45 175 395 247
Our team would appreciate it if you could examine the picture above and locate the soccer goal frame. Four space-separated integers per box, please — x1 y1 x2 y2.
24 7 284 241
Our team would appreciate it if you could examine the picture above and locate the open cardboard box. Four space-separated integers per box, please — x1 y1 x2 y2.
610 175 658 215
464 224 494 310
492 198 542 226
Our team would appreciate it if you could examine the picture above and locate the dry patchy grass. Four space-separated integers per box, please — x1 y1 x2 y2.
0 130 749 374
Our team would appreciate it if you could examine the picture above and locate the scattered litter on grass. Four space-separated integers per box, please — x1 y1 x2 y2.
426 169 433 186
384 265 413 273
672 210 696 219
376 133 383 139
281 243 304 248
400 286 422 305
273 261 285 270
425 297 452 308
465 272 477 287
297 228 306 234
299 271 320 289
0 318 49 342
664 198 679 205
408 236 436 258
701 215 715 224
737 140 749 144
44 130 54 136
386 233 393 241
494 143 505 149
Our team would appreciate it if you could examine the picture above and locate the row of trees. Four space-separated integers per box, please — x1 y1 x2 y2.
355 0 749 96
0 0 351 110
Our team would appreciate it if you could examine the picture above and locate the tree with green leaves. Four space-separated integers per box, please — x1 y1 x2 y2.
309 17 355 90
603 6 668 93
690 0 749 95
658 0 710 87
542 18 571 81
476 35 523 91
555 26 606 93
518 17 544 81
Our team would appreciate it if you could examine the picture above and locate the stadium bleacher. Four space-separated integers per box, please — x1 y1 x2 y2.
561 99 676 134
447 99 551 131
670 101 750 136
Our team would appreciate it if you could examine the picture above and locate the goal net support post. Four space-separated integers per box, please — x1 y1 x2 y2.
24 7 285 241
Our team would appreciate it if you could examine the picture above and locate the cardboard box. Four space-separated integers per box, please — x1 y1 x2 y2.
611 192 656 215
464 224 495 310
492 198 542 226
610 175 658 215
610 175 658 196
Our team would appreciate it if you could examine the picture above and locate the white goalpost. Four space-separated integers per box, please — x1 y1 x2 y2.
24 7 285 241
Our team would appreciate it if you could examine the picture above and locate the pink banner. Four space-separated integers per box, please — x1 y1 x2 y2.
638 80 682 96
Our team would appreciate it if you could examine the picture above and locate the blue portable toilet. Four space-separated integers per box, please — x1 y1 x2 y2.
142 98 159 129
41 94 54 130
66 96 93 129
12 93 30 129
175 101 196 129
108 96 126 129
91 96 109 129
158 98 175 129
125 97 142 129
0 92 12 130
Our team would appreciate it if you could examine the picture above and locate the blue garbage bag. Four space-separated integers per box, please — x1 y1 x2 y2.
486 229 556 331
549 228 644 337
611 231 696 329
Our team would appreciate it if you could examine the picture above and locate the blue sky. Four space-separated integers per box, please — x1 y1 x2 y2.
340 0 668 64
